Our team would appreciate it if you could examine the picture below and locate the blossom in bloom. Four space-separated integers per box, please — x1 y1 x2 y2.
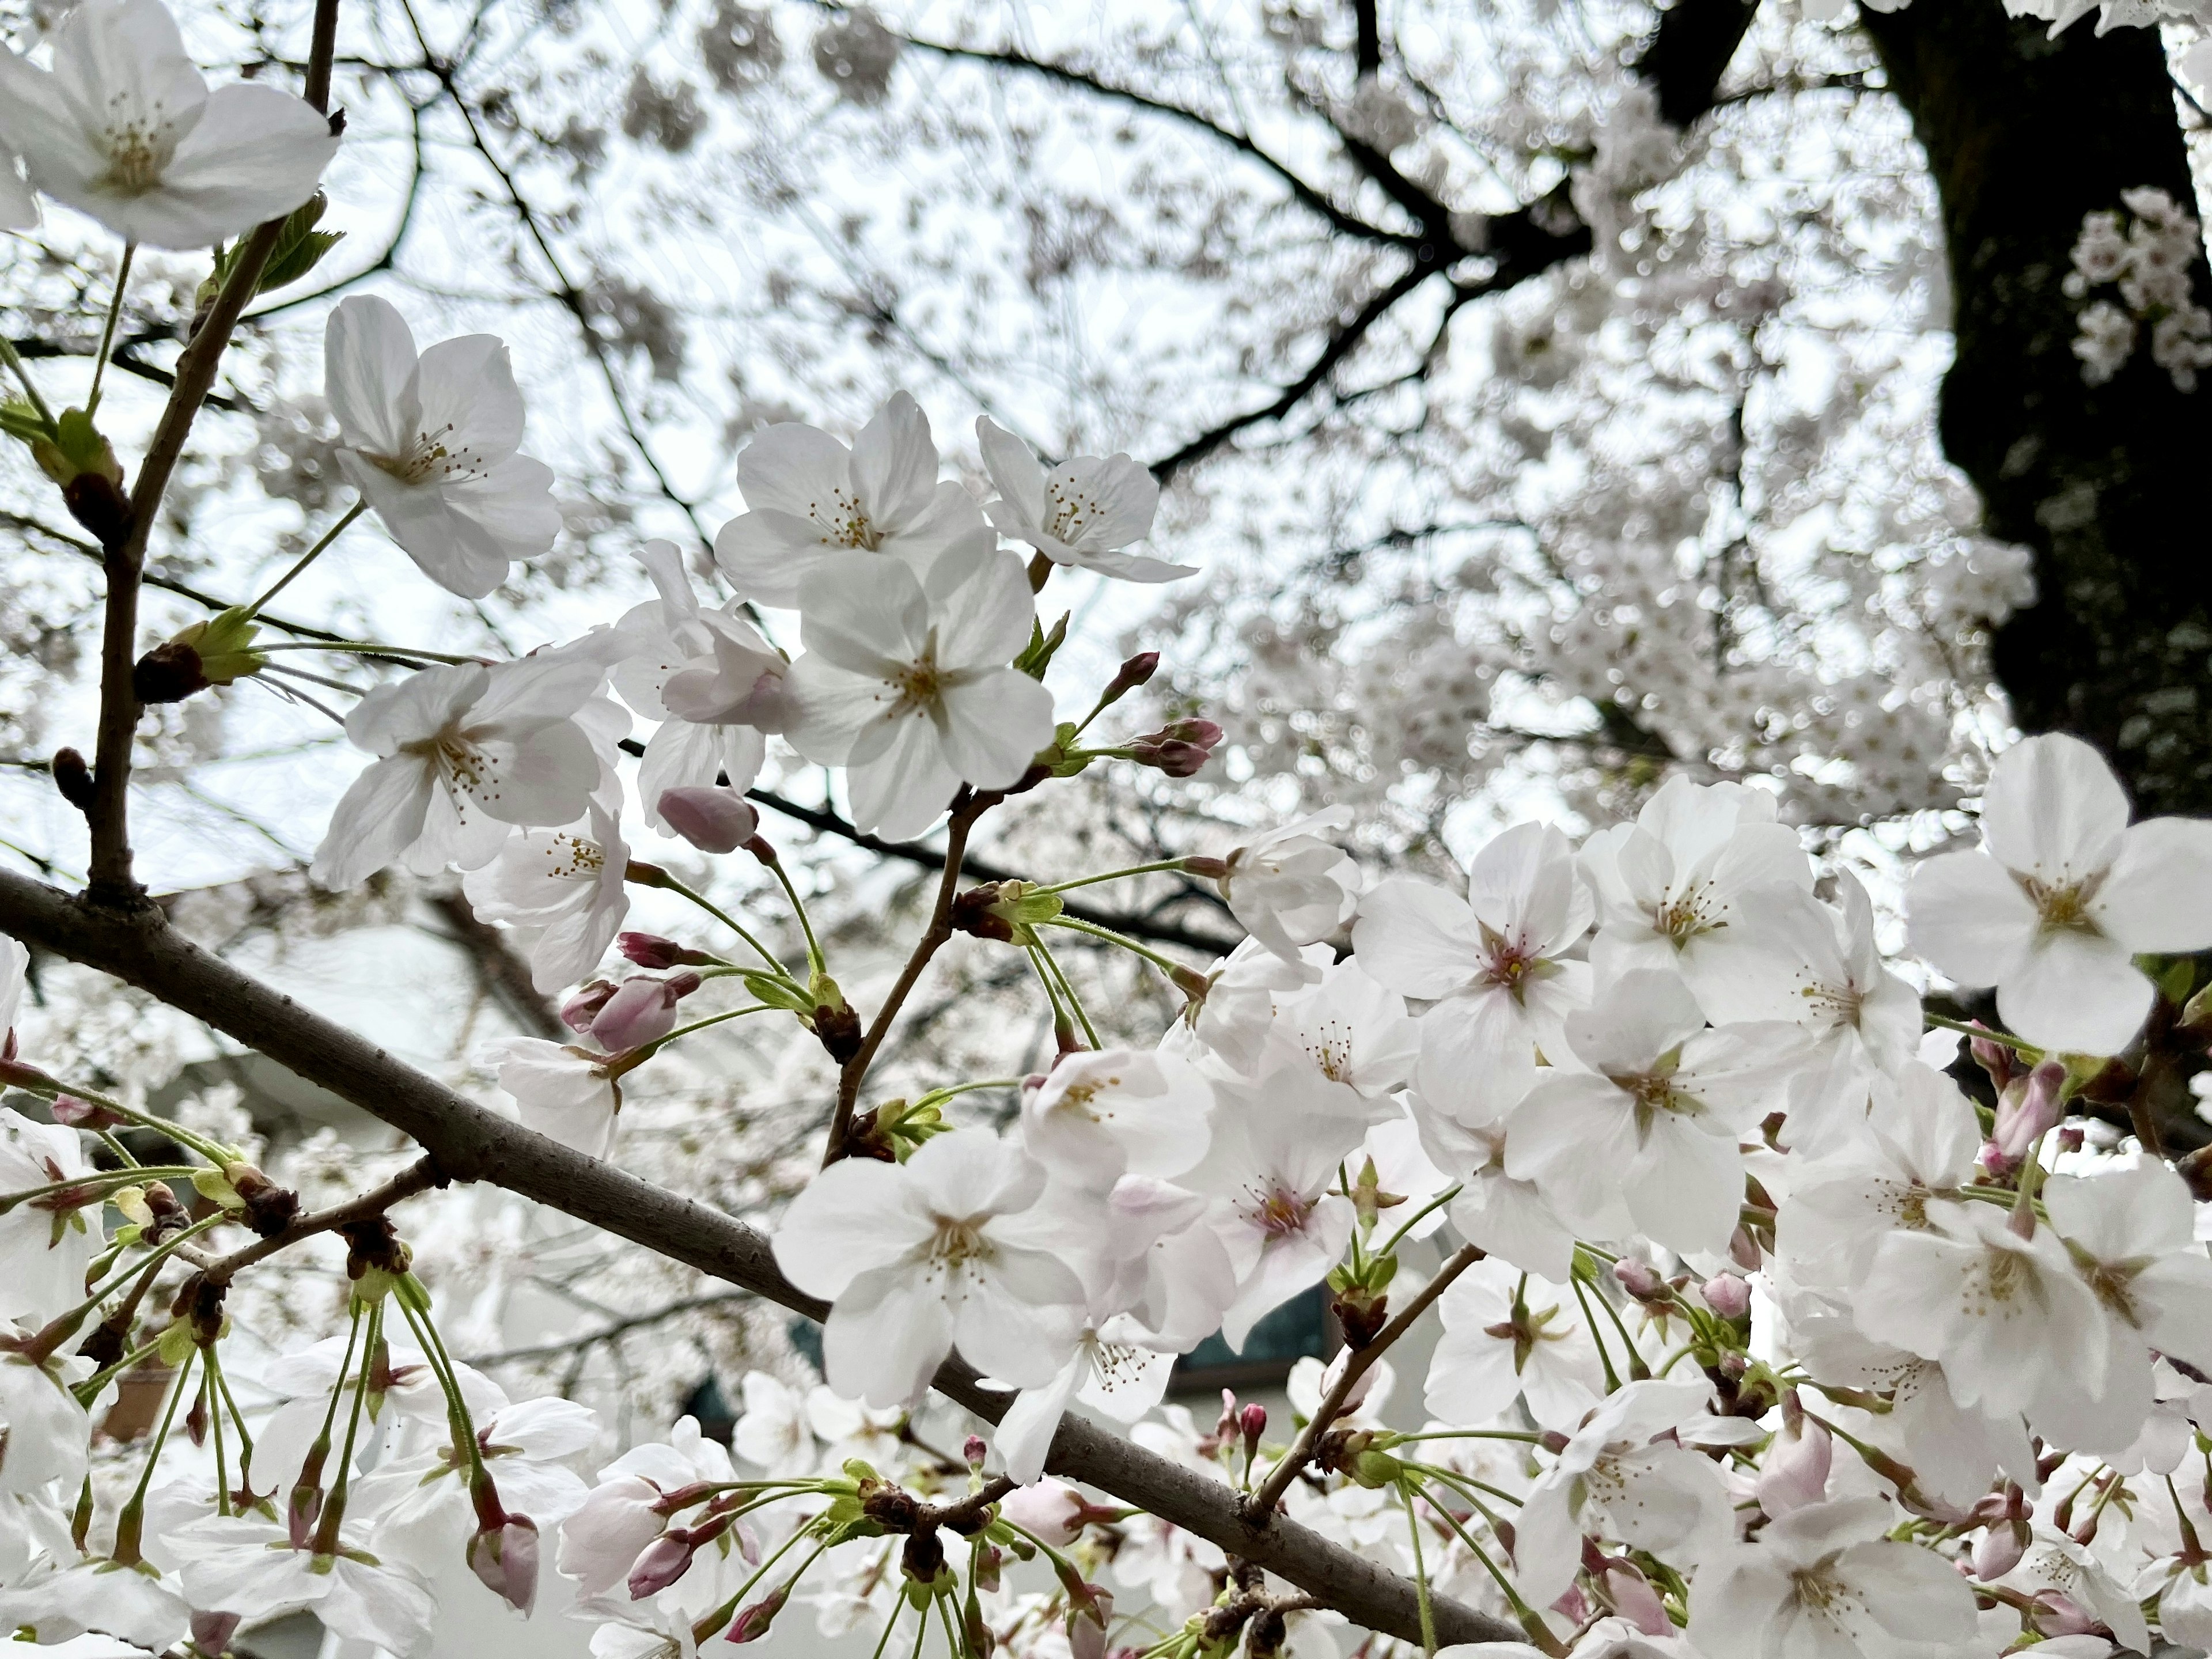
1262 960 1422 1105
251 1333 507 1499
1186 1092 1361 1350
715 393 987 606
1018 1049 1215 1188
168 1514 437 1658
1203 808 1360 964
491 1037 626 1157
461 800 631 994
325 296 562 598
994 1311 1177 1484
1162 939 1328 1076
310 651 613 889
1907 732 2212 1055
1426 1257 1604 1430
0 933 25 1048
1506 970 1806 1258
556 1416 733 1600
1407 1047 1575 1283
1689 1497 1978 1659
0 1555 184 1649
612 540 788 820
0 1342 90 1494
0 0 337 249
1354 820 1593 1067
1762 874 1922 1153
1854 1199 2107 1429
785 541 1055 840
0 1108 101 1326
975 416 1190 582
730 1372 815 1475
1578 776 1814 1022
1512 1376 1730 1604
772 1128 1086 1407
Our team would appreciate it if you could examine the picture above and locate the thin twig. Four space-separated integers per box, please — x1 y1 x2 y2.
198 1155 443 1287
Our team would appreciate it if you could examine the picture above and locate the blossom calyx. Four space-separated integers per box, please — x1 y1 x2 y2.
226 1163 300 1237
619 931 719 969
949 880 1063 944
338 1215 414 1299
134 607 266 704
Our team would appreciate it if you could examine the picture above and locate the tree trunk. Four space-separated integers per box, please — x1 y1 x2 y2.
1858 1 2212 816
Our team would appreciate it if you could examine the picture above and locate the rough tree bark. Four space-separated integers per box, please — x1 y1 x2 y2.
1857 3 2212 816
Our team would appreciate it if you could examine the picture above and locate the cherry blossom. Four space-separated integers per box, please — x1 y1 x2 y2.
0 934 25 1048
771 1128 1087 1406
1908 732 2212 1055
0 0 337 249
1354 820 1593 1066
556 1416 733 1600
310 651 615 889
1426 1256 1605 1430
975 417 1190 582
460 801 631 994
491 1037 626 1157
0 1109 100 1326
993 1310 1176 1483
168 1513 438 1658
715 393 987 606
1018 1048 1215 1188
325 297 562 598
1690 1497 1978 1659
1186 1091 1360 1350
0 1343 89 1495
785 541 1055 840
1762 874 1922 1153
1202 809 1361 964
1407 1048 1576 1282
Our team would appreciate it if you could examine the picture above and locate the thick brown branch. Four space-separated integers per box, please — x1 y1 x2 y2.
0 867 1518 1646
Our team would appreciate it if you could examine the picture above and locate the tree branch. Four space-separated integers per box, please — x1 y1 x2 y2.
0 866 1519 1649
198 1154 444 1286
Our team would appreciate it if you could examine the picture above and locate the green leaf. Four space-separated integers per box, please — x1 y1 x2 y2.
200 194 345 310
1013 611 1069 679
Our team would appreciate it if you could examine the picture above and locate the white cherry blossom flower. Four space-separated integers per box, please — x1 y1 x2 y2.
612 540 787 820
1203 808 1360 964
0 1108 100 1327
312 651 615 889
1162 939 1329 1075
491 1037 626 1157
1018 1048 1215 1188
975 416 1190 582
0 1556 183 1649
1093 1176 1241 1353
557 1416 732 1600
1580 775 1814 1022
1690 1497 1978 1659
785 541 1055 840
0 148 32 230
1512 1376 1731 1604
994 1310 1176 1484
168 1513 437 1658
1354 820 1593 1067
0 1341 90 1495
730 1372 815 1475
0 934 25 1048
461 800 631 994
1762 875 1923 1153
0 0 337 249
325 296 562 598
1263 959 1422 1103
715 393 988 606
1855 1199 2108 1427
772 1128 1086 1407
1426 1257 1605 1430
1408 1047 1576 1283
1908 732 2212 1055
1507 969 1807 1258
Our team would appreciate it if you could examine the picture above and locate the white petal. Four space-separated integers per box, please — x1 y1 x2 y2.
1979 732 2130 882
1905 850 2038 988
1995 930 2152 1055
2096 816 2212 953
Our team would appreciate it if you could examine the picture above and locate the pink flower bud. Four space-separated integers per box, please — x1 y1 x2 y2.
1128 719 1224 778
963 1434 987 1469
1756 1415 1831 1518
560 979 618 1033
1728 1225 1762 1271
1613 1257 1666 1301
1240 1403 1267 1457
1968 1022 2017 1090
628 1530 698 1600
1604 1565 1671 1637
2029 1591 2099 1638
468 1514 540 1615
1972 1518 2029 1581
619 931 713 970
726 1585 789 1643
1700 1273 1752 1319
51 1096 122 1130
659 786 760 854
589 974 703 1051
1001 1480 1085 1547
191 1612 241 1655
1991 1059 2067 1171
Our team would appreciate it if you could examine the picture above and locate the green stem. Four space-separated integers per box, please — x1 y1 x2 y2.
767 858 826 975
210 1355 230 1517
0 1165 202 1215
43 1212 226 1370
636 1002 775 1058
313 1298 381 1553
207 1343 257 1492
255 639 483 665
86 241 135 413
1031 937 1101 1048
94 1130 139 1168
653 872 789 976
912 1079 1023 1110
6 1076 238 1166
1403 1478 1556 1649
1578 1269 1653 1382
1377 1184 1463 1256
1923 1012 2038 1055
1397 1476 1438 1657
1043 915 1184 976
1037 859 1191 896
394 1281 490 1488
112 1347 193 1566
244 499 366 619
0 333 56 431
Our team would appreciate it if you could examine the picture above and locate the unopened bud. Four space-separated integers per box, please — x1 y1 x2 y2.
1103 652 1159 702
1613 1257 1666 1302
51 1095 122 1131
628 1529 698 1600
589 973 703 1051
1700 1273 1752 1319
191 1610 242 1656
51 747 95 814
658 786 760 854
1756 1407 1831 1518
468 1514 540 1614
1603 1565 1670 1637
135 607 264 704
1972 1517 2029 1581
726 1584 789 1643
1239 1403 1267 1459
1001 1480 1085 1548
619 931 716 970
1968 1022 2017 1091
1128 719 1224 778
963 1434 987 1469
1990 1059 2067 1172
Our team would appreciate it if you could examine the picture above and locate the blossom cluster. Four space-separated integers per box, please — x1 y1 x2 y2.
2065 188 2212 392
